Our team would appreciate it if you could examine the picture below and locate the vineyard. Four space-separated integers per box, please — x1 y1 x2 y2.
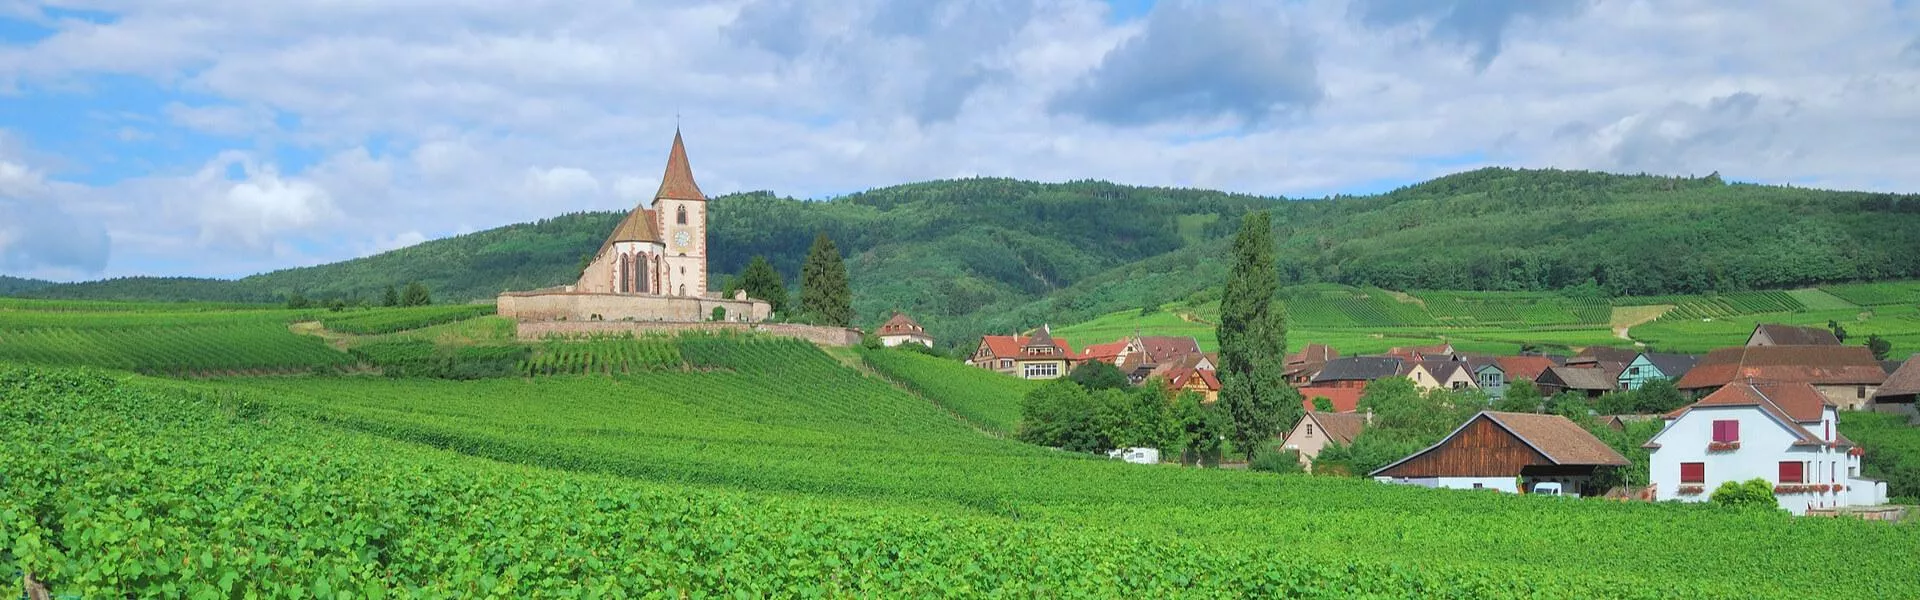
1279 285 1435 328
858 346 1038 434
319 304 495 335
1821 281 1920 306
1839 412 1920 503
519 337 685 376
1653 291 1807 321
1411 291 1610 327
8 345 1920 597
0 302 350 375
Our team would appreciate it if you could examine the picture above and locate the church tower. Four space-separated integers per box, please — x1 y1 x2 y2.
652 130 707 297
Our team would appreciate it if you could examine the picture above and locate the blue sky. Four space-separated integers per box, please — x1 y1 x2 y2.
2 0 1918 282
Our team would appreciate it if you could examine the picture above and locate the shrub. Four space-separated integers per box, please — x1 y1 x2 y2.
1710 478 1778 511
1250 446 1303 474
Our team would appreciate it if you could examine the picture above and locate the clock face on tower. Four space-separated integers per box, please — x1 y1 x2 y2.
674 230 691 249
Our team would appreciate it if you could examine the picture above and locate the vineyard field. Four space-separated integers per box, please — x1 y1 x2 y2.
858 346 1038 434
1821 281 1920 306
0 301 350 374
320 304 495 335
9 342 1920 597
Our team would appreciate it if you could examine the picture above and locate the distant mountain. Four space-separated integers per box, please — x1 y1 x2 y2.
0 275 55 295
22 168 1920 347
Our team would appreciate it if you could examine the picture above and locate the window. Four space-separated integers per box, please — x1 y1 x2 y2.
1472 483 1484 490
676 205 688 224
1023 363 1060 378
1858 386 1867 399
1779 461 1805 484
999 359 1012 369
1451 381 1467 390
1680 462 1705 484
1305 424 1314 437
1711 420 1740 443
1629 367 1640 376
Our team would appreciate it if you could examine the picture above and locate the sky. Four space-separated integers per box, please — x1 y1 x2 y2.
1 0 1918 282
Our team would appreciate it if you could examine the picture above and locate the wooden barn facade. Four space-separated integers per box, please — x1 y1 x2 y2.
1370 411 1628 495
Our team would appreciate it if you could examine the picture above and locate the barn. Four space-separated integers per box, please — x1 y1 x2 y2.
1370 411 1628 495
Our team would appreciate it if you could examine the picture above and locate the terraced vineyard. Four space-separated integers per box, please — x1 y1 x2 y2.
320 304 495 335
8 338 1920 597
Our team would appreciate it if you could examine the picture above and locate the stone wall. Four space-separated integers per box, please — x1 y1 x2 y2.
516 320 863 347
498 291 772 323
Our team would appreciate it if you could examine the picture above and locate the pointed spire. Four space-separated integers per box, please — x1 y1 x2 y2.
654 128 706 201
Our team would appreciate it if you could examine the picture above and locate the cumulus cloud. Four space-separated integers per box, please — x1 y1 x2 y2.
191 153 339 250
0 157 110 274
1351 0 1590 70
1049 1 1321 127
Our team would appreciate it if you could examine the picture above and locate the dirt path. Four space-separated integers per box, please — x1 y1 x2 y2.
288 321 358 351
1608 305 1673 341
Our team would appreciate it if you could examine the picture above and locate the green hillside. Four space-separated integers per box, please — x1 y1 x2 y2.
0 275 52 295
16 168 1920 350
11 335 1920 596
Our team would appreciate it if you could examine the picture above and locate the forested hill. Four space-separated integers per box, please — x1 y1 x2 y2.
0 275 53 295
15 168 1920 345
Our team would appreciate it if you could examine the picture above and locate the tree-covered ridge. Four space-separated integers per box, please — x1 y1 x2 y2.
13 167 1920 348
0 275 54 295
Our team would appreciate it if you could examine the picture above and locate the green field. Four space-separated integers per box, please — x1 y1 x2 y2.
10 334 1920 597
1054 281 1920 357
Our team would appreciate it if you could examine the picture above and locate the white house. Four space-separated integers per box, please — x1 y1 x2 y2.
1646 381 1888 515
875 312 935 348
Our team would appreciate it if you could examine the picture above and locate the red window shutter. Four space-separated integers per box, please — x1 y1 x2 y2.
1710 421 1725 442
1779 461 1804 484
1728 420 1739 441
1680 462 1705 484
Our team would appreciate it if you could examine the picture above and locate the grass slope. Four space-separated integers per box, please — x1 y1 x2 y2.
857 346 1038 434
10 340 1920 596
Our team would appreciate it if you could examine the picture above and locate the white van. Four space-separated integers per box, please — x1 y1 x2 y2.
1531 482 1566 496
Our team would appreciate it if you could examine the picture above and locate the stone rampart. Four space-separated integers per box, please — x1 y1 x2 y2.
516 320 863 347
497 291 772 323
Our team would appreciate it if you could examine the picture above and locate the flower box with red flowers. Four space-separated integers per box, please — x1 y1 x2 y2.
1849 447 1865 457
1774 484 1814 495
1813 484 1832 493
1677 485 1705 495
1706 441 1740 452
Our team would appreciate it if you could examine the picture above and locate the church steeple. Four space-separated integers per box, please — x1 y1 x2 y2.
654 129 706 202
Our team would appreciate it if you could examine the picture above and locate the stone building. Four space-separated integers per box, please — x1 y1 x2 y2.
499 131 771 323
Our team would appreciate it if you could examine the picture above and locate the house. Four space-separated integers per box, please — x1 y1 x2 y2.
1535 366 1617 398
1115 335 1204 371
1371 411 1628 495
1309 357 1404 388
1619 353 1699 390
1278 411 1371 472
967 325 1078 379
1404 359 1477 392
1079 340 1128 365
875 312 934 348
1747 323 1842 347
1869 355 1920 421
1385 343 1456 362
1596 414 1661 431
1284 343 1339 385
1165 367 1222 403
1646 381 1888 514
1298 386 1365 413
1474 362 1508 399
1495 355 1558 383
1675 346 1887 409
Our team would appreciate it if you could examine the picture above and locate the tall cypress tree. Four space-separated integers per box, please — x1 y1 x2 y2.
800 233 853 327
1216 211 1299 461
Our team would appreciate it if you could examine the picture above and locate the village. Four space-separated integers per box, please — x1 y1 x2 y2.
877 314 1913 518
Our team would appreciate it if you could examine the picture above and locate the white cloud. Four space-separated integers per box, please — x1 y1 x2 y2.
190 152 339 250
164 102 277 136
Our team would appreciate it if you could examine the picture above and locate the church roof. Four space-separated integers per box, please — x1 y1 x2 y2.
654 130 706 201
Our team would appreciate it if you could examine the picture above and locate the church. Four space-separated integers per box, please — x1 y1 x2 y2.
497 132 773 323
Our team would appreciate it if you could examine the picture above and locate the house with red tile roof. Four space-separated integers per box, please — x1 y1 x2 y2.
967 324 1078 380
1675 345 1887 409
1869 355 1920 422
1646 381 1887 514
1165 367 1222 403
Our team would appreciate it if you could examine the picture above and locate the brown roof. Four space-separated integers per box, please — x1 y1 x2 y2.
1577 346 1640 365
1495 355 1556 381
1875 356 1920 398
590 207 662 263
1309 411 1369 445
1750 324 1841 346
979 334 1074 360
1542 366 1617 391
1658 382 1836 447
1287 343 1338 365
654 129 706 201
1136 336 1203 365
1165 368 1221 392
877 312 927 336
1081 341 1128 363
1675 345 1888 390
1482 412 1630 466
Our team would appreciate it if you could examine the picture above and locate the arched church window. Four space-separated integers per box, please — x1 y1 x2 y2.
679 284 687 296
676 205 687 225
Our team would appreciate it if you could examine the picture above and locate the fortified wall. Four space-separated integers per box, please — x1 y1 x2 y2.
497 290 773 323
516 320 863 347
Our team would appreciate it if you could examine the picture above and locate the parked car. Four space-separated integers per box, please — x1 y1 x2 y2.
1531 482 1566 496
